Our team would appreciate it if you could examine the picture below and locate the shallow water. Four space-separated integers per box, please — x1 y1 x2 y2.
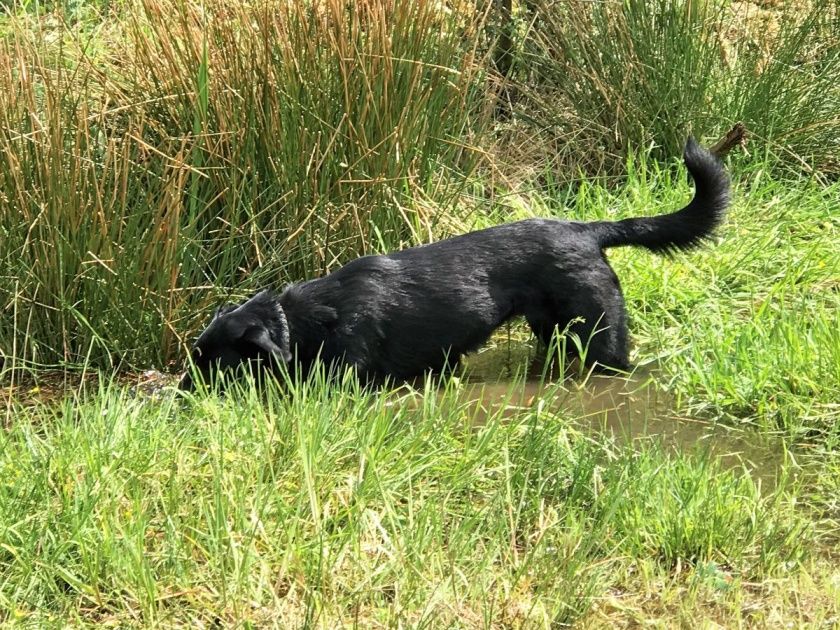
453 373 784 486
431 342 789 487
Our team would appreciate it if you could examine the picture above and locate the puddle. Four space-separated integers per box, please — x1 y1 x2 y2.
454 375 783 486
405 342 790 488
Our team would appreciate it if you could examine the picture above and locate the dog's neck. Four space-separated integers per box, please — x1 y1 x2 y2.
272 299 290 352
278 282 339 356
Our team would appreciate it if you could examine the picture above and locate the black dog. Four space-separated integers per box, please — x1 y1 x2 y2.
179 138 728 391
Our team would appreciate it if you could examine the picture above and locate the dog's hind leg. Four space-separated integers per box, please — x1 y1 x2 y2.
527 268 631 372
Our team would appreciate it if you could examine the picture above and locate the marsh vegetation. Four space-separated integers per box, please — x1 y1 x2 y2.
1 0 838 626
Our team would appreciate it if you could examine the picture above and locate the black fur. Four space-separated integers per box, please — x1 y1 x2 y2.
179 138 728 391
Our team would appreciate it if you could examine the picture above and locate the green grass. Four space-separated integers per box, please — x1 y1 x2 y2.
0 375 823 627
509 0 840 178
2 138 838 627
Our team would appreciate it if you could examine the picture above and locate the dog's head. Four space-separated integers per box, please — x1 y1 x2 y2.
179 290 292 391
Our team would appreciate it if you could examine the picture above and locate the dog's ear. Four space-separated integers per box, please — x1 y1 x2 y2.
241 325 293 363
219 291 292 362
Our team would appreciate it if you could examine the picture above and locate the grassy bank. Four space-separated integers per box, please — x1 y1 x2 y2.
2 375 836 627
508 0 840 176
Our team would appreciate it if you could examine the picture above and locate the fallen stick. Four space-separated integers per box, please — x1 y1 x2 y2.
710 122 747 158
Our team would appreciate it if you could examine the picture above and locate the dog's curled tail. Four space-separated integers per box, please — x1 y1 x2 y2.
595 137 730 253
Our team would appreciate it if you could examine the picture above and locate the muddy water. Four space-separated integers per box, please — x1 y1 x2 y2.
457 376 784 486
448 357 786 487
